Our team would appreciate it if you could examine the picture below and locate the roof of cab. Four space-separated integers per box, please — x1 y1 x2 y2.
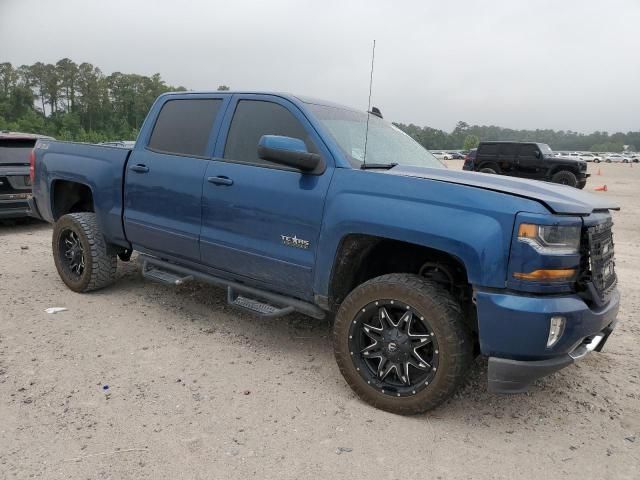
160 91 358 112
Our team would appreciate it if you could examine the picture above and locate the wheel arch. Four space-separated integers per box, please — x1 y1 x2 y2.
324 233 480 311
51 179 95 220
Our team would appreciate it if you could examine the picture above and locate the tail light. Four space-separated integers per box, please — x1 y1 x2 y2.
29 149 36 183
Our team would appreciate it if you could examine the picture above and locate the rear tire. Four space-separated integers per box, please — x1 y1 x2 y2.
551 170 578 187
479 164 499 174
333 274 472 415
52 212 117 292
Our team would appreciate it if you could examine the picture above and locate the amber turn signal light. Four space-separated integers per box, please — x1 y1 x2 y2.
518 223 538 238
513 269 577 282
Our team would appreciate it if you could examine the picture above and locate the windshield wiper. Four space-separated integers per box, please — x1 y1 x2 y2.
360 162 398 170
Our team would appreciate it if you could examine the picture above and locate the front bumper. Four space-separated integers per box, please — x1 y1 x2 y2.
475 287 620 393
488 320 616 393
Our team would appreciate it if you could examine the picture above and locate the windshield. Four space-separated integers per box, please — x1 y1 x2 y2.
307 104 444 169
539 143 553 155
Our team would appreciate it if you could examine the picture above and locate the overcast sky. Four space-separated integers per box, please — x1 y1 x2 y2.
1 0 639 133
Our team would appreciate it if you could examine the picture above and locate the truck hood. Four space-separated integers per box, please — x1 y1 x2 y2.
385 166 619 215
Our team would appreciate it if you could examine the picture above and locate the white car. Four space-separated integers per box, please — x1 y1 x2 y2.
430 151 450 160
578 153 602 162
605 154 630 163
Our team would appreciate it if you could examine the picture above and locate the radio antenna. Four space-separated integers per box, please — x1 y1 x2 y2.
362 39 376 166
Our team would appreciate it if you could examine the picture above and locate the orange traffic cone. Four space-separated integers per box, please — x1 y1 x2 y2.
594 185 608 192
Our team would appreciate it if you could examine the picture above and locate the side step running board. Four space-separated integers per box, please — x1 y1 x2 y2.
142 265 193 285
139 254 325 320
227 287 294 318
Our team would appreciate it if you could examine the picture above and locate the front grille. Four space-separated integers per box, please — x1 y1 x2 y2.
580 219 616 302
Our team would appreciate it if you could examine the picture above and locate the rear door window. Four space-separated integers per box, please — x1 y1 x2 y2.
479 144 498 155
498 144 518 157
148 99 222 157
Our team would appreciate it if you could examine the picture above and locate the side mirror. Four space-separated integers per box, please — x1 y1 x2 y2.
535 151 541 159
257 135 323 173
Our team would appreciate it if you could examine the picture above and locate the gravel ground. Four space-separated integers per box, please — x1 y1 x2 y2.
1 161 638 479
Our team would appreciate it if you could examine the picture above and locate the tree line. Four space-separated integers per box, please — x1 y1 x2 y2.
0 58 638 151
0 59 192 143
394 121 638 153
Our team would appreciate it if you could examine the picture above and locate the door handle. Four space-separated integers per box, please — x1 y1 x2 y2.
130 164 149 173
208 176 234 186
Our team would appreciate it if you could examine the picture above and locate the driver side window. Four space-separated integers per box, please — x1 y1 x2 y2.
223 100 317 168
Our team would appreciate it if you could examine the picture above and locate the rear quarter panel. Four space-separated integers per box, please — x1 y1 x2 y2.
33 141 131 246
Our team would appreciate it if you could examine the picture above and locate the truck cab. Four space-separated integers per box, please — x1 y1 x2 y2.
30 92 620 415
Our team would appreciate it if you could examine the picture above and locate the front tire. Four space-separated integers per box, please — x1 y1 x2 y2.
52 212 117 292
551 170 578 187
333 274 472 415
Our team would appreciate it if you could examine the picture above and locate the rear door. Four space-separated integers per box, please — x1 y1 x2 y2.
123 95 228 261
199 95 334 298
476 143 499 170
497 143 518 174
515 144 542 178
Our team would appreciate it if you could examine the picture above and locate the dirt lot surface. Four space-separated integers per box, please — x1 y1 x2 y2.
1 162 639 479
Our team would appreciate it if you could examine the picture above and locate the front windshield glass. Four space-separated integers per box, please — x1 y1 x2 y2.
307 104 444 169
539 143 553 155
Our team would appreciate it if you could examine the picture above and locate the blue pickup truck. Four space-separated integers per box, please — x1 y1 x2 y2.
30 92 620 414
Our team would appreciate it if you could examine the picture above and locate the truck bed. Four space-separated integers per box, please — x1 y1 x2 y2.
32 140 132 246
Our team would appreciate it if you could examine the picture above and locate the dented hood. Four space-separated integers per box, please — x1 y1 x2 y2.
385 166 619 215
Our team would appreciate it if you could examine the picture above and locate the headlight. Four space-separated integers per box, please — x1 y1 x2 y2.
517 223 581 255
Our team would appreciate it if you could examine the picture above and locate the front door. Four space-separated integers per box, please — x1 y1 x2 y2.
124 96 227 261
199 95 334 298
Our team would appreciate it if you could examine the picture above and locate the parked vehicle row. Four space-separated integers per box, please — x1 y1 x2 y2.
430 151 466 160
29 91 620 414
555 151 639 163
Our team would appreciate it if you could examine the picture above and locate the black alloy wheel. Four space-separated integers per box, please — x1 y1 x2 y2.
333 274 472 414
52 212 118 292
59 229 85 277
349 300 439 397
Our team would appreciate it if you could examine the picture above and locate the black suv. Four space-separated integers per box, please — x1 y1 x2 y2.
1 132 53 219
463 141 589 189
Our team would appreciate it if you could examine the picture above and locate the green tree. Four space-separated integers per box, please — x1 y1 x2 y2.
56 58 78 112
463 134 480 150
